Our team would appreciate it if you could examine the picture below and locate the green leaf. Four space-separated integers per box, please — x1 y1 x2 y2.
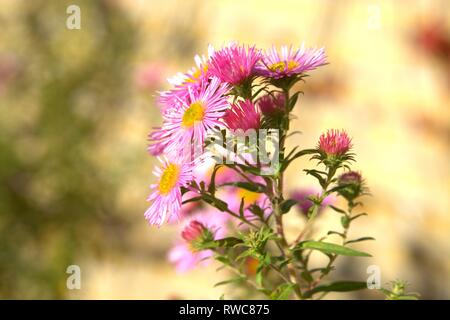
207 164 223 195
202 194 228 211
214 277 245 287
395 295 419 300
270 283 296 300
235 164 264 176
180 186 189 195
182 196 202 205
301 271 314 283
255 260 266 286
296 241 372 257
216 237 243 248
239 197 245 218
249 204 265 219
303 281 367 298
280 199 297 214
345 237 375 245
215 255 231 266
222 181 266 193
282 149 318 171
288 91 301 110
327 230 345 238
329 205 347 214
304 169 327 188
351 213 368 221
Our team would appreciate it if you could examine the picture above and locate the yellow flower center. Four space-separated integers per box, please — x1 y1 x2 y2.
158 163 180 195
182 101 205 127
237 189 261 206
268 60 299 72
188 64 208 82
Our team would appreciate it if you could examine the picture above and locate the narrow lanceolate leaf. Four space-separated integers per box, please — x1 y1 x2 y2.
296 241 372 257
239 197 245 218
282 148 318 171
216 237 244 248
327 230 345 238
303 281 368 298
270 283 296 300
351 213 368 221
207 164 223 195
221 181 266 193
214 277 245 287
329 205 347 214
280 199 298 214
345 237 375 245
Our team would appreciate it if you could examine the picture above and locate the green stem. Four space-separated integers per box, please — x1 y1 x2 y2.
270 87 303 299
311 202 354 287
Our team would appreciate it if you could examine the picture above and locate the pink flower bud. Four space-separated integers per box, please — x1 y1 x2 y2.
257 93 286 114
181 220 206 242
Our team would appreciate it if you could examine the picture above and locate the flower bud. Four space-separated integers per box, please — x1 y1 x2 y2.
337 171 364 202
181 220 214 251
257 93 285 115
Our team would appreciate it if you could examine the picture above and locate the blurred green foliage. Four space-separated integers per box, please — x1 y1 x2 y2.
0 0 136 298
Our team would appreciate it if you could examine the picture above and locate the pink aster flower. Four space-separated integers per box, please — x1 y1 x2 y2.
144 157 194 227
318 129 352 155
209 43 261 85
156 46 215 118
149 77 230 157
257 93 286 115
257 44 327 79
168 209 229 272
168 242 211 273
223 99 260 131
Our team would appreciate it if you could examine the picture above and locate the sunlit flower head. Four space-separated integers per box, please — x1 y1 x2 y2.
257 92 286 115
149 77 230 156
318 129 352 155
257 44 327 79
223 99 260 131
144 157 194 227
209 43 261 85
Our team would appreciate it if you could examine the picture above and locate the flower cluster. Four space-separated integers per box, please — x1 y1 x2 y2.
145 43 327 228
141 42 407 300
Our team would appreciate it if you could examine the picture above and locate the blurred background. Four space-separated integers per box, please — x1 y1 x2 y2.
0 0 448 299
